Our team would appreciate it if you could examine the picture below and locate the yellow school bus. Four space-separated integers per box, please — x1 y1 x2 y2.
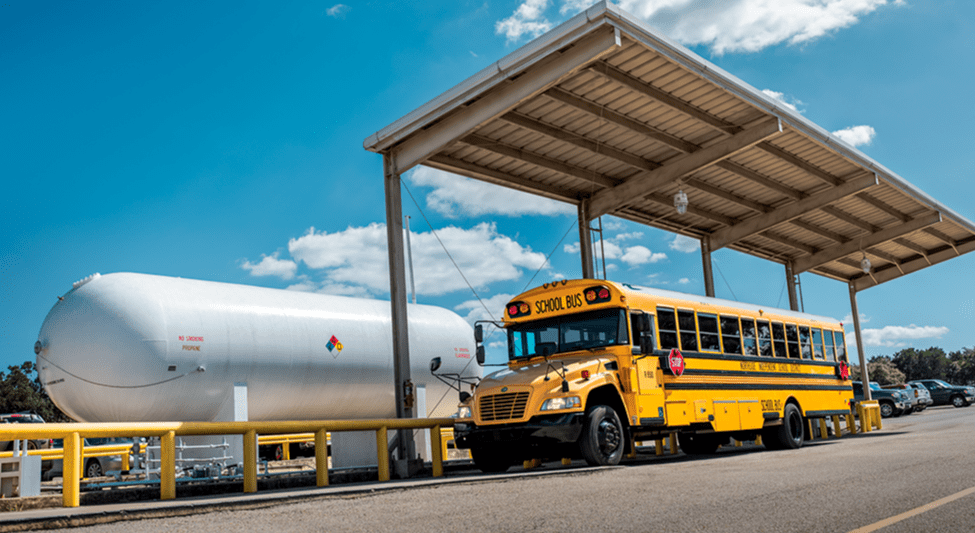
453 279 853 472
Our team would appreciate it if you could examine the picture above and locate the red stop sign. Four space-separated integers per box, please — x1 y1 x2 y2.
667 348 685 377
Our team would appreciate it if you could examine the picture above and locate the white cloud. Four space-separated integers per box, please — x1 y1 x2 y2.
454 293 514 328
832 125 876 147
841 312 870 325
510 0 899 54
669 234 700 253
762 89 805 114
410 166 574 218
620 245 667 266
326 4 350 18
677 277 691 284
287 222 549 296
240 252 297 280
859 325 950 348
496 0 553 42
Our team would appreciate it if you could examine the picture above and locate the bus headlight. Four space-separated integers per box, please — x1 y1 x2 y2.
540 396 581 411
456 405 472 419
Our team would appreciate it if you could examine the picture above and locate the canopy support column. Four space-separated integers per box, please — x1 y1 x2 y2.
849 282 871 401
578 200 595 279
701 237 715 297
383 154 417 468
786 262 799 312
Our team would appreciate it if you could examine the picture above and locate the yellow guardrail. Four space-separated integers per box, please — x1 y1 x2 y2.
0 418 453 508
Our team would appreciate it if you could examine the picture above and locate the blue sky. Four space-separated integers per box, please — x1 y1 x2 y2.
2 0 973 371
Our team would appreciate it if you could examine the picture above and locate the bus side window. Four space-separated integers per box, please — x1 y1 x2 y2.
798 325 812 359
834 331 847 361
656 307 678 350
677 309 699 352
823 329 836 361
630 313 655 350
771 322 787 358
757 320 773 357
721 315 743 355
698 313 721 352
741 318 757 356
811 328 824 359
785 324 800 359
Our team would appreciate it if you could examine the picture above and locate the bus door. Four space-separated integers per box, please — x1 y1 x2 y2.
630 312 666 426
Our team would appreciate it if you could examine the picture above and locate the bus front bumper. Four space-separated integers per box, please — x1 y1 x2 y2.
453 413 585 449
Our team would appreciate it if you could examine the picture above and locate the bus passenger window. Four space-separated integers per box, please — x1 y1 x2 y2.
698 313 721 352
741 318 757 356
677 309 698 352
721 315 743 355
834 331 847 361
785 324 800 359
771 322 787 358
812 328 824 359
757 320 773 356
656 307 678 350
798 326 812 359
630 313 654 349
823 329 836 361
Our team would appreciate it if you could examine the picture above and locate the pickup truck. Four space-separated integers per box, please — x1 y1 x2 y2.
908 379 975 408
852 382 910 418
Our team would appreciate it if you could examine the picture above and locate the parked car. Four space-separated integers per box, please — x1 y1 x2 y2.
44 437 135 480
881 383 928 413
901 383 933 412
908 379 975 408
0 413 52 452
852 381 909 418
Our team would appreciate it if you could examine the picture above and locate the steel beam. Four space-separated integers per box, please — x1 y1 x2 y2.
424 155 576 204
786 262 799 311
849 283 870 400
589 117 782 219
709 174 878 251
579 200 595 279
852 237 975 291
792 211 942 274
390 28 622 174
383 155 416 464
702 237 714 297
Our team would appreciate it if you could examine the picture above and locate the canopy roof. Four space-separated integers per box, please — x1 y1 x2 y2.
364 2 975 292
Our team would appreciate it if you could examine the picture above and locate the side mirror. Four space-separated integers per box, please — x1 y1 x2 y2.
476 345 485 366
429 357 442 373
474 324 483 344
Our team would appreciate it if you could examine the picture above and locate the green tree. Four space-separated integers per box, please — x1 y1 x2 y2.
891 347 958 382
866 356 905 386
948 347 975 386
0 361 71 422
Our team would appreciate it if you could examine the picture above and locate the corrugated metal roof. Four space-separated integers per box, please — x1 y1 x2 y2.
364 1 975 291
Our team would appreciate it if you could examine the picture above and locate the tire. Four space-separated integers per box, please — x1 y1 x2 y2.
578 404 625 466
470 446 513 473
85 459 103 478
678 432 720 455
768 403 804 450
879 401 894 418
951 395 966 408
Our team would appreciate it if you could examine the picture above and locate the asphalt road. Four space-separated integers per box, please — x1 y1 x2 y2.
42 405 975 532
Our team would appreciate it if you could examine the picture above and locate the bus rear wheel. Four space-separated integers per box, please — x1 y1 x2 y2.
766 403 804 450
579 405 625 466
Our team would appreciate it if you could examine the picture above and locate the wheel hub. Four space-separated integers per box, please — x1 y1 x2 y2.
597 418 621 454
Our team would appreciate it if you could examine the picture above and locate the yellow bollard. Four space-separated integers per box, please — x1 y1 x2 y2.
655 439 663 456
122 449 130 471
243 430 257 493
62 432 80 508
430 425 444 478
626 435 637 458
315 429 329 487
561 458 572 466
872 407 883 431
755 434 763 446
282 439 291 461
523 459 533 469
832 415 842 438
161 431 176 500
819 418 829 439
669 433 678 455
734 439 742 447
376 427 389 482
858 404 871 433
847 412 857 435
806 419 815 441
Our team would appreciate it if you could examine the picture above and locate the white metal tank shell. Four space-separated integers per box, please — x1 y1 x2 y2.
35 273 479 423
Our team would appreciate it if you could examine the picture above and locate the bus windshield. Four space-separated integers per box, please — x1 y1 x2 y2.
507 308 628 360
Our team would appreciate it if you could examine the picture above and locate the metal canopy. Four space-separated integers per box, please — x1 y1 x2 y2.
364 1 975 292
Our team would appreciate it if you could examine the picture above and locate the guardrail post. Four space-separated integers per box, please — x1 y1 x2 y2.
63 432 80 508
376 426 390 482
832 415 842 438
430 425 443 478
243 429 257 493
315 429 329 487
282 439 291 461
161 431 176 500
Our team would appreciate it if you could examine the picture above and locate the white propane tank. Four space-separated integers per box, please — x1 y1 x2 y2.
35 272 479 423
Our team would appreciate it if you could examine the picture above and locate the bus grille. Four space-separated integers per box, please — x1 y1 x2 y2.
479 392 530 422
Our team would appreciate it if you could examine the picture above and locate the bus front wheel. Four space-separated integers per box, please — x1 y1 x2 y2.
579 405 625 466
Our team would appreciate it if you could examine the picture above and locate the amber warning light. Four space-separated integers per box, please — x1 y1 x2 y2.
584 286 612 305
507 301 531 318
